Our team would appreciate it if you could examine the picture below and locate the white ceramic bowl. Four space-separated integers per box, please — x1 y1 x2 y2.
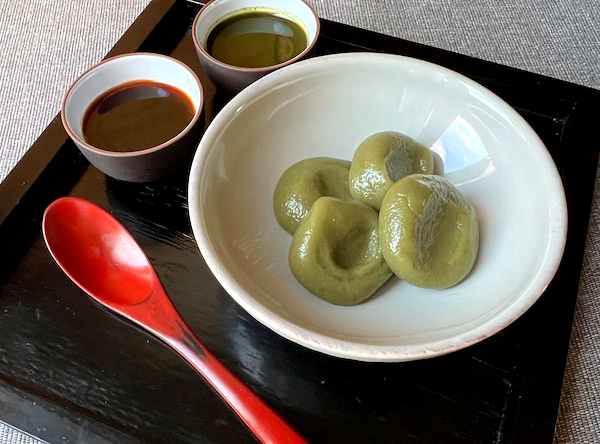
188 53 567 362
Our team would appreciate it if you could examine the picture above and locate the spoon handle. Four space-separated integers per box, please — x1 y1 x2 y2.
168 322 307 444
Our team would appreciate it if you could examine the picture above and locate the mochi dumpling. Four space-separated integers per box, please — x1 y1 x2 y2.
379 174 479 289
349 131 435 209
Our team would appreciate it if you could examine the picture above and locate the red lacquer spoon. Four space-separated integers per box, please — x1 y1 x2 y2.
42 196 306 444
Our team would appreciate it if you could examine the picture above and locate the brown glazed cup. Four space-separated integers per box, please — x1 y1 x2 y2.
61 53 204 182
192 0 320 92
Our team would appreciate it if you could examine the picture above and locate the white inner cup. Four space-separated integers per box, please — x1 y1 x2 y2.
194 0 319 53
63 53 203 144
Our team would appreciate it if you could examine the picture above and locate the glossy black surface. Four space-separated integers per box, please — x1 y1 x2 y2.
1 0 599 443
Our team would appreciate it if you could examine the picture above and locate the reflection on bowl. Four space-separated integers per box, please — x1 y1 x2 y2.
431 115 495 185
188 53 567 362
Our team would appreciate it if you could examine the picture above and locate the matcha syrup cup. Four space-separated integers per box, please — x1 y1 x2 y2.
192 0 320 92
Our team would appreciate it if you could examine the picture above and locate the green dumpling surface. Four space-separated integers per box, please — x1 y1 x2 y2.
349 131 435 209
274 157 352 234
379 174 479 289
289 197 392 305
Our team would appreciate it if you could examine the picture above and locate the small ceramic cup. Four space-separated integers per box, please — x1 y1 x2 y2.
192 0 320 92
61 53 204 182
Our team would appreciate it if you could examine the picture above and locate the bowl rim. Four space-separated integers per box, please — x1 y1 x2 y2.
60 52 204 158
191 0 321 74
187 52 568 362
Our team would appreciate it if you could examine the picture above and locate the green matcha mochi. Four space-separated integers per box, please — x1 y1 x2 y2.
379 174 479 289
289 197 392 305
349 131 435 209
274 157 352 234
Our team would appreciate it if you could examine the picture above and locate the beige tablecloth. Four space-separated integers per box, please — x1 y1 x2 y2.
0 0 598 443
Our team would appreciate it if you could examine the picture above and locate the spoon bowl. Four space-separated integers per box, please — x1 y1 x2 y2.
43 197 153 305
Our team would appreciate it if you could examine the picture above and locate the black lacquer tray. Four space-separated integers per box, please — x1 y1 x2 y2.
1 0 598 442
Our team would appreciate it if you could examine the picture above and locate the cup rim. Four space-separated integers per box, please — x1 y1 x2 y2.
60 52 204 158
191 0 321 74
